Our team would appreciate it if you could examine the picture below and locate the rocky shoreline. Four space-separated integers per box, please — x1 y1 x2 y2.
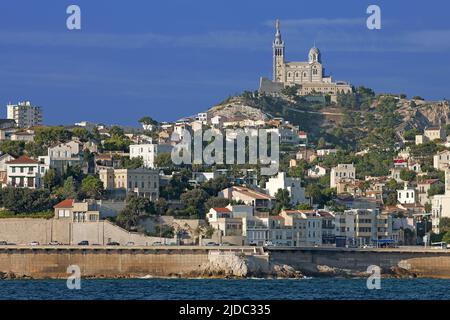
1 264 418 280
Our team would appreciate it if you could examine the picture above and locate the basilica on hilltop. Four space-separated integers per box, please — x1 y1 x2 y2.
259 20 352 100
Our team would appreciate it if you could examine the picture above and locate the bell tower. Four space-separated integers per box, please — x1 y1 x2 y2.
273 19 285 82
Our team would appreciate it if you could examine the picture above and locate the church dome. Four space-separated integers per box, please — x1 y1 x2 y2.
309 46 320 55
308 46 321 63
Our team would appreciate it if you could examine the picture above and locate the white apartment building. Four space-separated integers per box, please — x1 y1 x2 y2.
265 172 307 205
7 101 43 128
129 143 173 168
431 170 450 233
330 164 356 188
99 168 159 200
6 156 49 189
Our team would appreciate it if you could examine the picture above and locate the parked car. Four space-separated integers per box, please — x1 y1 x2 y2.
29 241 40 246
107 241 120 246
48 241 61 246
78 240 89 246
263 241 274 247
0 241 8 246
205 242 219 246
125 242 135 246
151 241 163 246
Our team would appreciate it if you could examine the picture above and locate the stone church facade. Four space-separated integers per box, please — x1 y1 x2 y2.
260 20 352 99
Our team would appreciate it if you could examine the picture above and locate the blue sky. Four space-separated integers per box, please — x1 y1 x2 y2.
0 0 449 126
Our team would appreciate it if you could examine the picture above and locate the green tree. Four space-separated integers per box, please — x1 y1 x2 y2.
154 153 173 168
160 171 191 200
24 142 46 158
205 197 230 211
274 188 291 213
116 194 156 230
180 189 209 217
439 217 450 233
201 176 231 197
297 203 312 210
155 198 168 215
138 116 158 127
34 126 72 147
109 126 125 137
400 169 416 182
0 141 25 158
0 187 55 214
54 176 78 199
80 175 104 199
428 184 445 198
120 156 143 169
43 168 60 191
72 127 92 142
442 231 450 244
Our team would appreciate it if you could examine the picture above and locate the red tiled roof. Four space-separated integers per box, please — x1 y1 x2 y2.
54 199 74 209
6 155 40 164
419 179 439 185
213 207 231 213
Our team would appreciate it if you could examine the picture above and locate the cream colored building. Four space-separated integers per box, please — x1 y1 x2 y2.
330 164 356 189
334 209 395 246
99 168 159 200
433 150 450 171
219 186 275 211
424 127 446 142
54 199 100 223
260 20 352 99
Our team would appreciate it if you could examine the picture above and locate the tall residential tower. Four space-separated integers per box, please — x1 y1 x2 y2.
7 101 43 128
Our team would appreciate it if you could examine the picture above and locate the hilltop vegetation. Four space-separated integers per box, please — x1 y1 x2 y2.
211 88 449 154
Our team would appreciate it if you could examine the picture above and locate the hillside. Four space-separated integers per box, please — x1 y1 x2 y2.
207 96 270 122
205 90 450 150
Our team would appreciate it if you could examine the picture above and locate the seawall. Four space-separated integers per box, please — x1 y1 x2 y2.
269 247 450 278
1 246 450 279
0 246 267 279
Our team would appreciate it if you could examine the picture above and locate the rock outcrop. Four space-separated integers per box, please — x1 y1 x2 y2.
189 252 304 278
207 97 270 122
